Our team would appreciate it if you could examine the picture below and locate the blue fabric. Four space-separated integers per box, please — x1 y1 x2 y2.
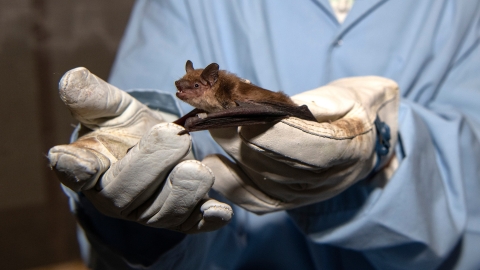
73 0 480 269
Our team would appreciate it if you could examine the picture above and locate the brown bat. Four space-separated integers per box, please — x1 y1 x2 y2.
173 60 316 134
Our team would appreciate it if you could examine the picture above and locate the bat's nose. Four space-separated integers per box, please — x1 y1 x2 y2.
175 80 189 91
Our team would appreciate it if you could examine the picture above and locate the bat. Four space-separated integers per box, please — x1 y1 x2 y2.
173 60 316 134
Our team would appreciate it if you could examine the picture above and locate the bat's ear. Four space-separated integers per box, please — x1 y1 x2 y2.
186 60 194 72
201 63 219 86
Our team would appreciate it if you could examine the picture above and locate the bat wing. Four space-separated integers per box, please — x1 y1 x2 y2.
174 100 317 134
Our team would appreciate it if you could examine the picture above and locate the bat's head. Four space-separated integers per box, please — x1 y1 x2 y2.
175 60 222 111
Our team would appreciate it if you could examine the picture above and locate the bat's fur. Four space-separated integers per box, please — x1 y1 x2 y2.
175 60 296 112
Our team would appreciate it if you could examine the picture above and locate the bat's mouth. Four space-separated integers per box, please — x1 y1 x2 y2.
176 89 187 100
176 88 200 101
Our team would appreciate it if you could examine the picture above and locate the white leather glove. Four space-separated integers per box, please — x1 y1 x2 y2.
48 67 232 233
203 76 399 214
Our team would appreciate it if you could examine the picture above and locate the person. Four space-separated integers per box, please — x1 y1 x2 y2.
48 0 480 269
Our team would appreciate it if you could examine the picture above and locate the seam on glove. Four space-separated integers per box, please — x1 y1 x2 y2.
279 119 373 140
75 136 119 163
238 132 329 170
98 107 160 129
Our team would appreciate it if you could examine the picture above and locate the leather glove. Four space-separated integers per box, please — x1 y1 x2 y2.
48 67 232 233
203 76 399 214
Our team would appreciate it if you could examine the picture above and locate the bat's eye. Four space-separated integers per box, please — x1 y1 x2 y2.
194 83 199 88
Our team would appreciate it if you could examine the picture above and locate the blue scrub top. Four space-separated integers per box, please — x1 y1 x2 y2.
73 0 480 269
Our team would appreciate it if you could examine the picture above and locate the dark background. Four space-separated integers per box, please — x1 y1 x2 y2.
0 0 135 269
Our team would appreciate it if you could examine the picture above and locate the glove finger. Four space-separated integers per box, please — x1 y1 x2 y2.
208 130 370 214
59 67 160 129
210 127 327 181
48 143 110 192
205 153 371 214
239 118 376 170
134 160 216 228
290 85 355 123
180 198 233 234
84 123 191 217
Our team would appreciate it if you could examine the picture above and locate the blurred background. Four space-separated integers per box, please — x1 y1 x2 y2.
0 0 135 269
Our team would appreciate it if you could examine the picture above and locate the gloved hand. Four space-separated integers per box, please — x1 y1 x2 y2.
203 76 399 214
48 67 232 233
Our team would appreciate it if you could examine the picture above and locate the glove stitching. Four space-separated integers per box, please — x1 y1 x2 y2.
49 148 85 161
279 119 373 140
97 130 143 141
99 107 157 129
285 88 398 139
238 132 326 170
203 204 233 213
76 135 119 163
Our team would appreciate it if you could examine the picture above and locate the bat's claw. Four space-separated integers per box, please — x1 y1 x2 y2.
177 129 190 135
